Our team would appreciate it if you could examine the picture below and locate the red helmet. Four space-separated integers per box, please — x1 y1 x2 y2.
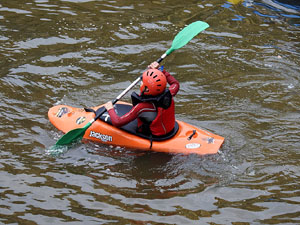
140 69 167 96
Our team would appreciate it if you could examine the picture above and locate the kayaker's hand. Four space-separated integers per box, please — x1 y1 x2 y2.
148 61 159 69
104 101 114 111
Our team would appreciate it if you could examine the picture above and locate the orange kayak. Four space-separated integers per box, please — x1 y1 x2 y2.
48 102 224 155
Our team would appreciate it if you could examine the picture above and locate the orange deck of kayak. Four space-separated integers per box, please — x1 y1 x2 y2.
48 102 224 155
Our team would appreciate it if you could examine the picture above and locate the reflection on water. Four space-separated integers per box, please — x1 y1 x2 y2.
225 0 300 26
0 0 299 224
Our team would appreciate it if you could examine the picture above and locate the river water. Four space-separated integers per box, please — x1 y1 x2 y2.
1 0 299 224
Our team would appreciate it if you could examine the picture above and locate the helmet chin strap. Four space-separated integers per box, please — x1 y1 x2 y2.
141 86 148 95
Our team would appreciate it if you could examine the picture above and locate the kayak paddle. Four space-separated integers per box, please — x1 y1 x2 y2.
54 21 209 147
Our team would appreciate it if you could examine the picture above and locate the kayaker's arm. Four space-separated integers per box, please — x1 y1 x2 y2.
105 102 156 127
163 70 180 96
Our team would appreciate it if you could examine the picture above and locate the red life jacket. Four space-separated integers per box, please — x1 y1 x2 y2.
150 99 175 136
131 90 175 136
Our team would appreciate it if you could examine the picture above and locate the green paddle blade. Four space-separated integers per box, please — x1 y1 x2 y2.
55 122 92 146
166 21 209 55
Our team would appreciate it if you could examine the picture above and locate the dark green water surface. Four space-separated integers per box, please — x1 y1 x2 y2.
0 0 299 224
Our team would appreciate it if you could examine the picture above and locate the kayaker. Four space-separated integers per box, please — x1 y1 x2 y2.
104 61 180 137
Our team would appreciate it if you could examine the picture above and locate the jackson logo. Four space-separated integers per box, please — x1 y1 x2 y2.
89 131 112 142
